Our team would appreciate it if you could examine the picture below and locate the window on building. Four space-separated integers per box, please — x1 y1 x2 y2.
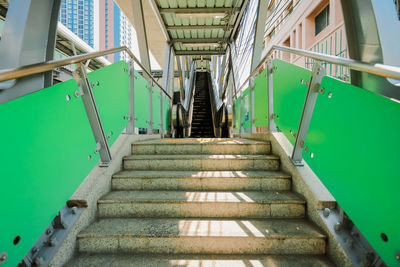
315 5 329 35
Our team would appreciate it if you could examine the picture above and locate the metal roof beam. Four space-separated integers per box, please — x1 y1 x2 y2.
171 38 227 43
230 0 250 42
167 25 234 30
160 7 239 14
175 50 226 56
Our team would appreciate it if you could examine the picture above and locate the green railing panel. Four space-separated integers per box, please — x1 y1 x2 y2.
242 87 251 129
152 87 161 130
134 71 149 129
303 76 400 266
88 61 129 146
273 59 311 144
0 80 99 267
162 95 170 130
254 69 268 127
234 97 241 130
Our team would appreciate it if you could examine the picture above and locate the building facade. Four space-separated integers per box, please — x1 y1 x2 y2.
99 0 134 63
59 0 95 48
262 0 348 80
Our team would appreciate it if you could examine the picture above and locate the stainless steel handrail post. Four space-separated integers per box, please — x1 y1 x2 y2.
148 80 153 135
126 59 135 134
240 94 244 136
160 91 164 138
267 58 277 132
73 63 112 166
291 61 325 166
250 76 256 133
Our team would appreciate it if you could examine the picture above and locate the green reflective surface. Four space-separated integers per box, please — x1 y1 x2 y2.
88 61 129 146
134 71 150 129
303 76 400 266
242 87 251 129
273 59 311 144
0 80 99 267
254 69 268 127
152 87 161 130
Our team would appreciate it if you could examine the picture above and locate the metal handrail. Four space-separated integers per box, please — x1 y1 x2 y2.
234 45 400 98
0 46 172 100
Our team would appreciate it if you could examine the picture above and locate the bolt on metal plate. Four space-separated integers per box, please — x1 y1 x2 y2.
396 251 400 262
0 252 8 264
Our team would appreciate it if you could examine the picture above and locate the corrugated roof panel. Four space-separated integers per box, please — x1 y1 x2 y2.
177 30 185 38
197 30 205 38
191 29 198 38
183 29 191 38
204 29 212 38
158 0 169 8
164 0 174 8
163 14 175 25
170 30 178 38
187 0 196 8
215 0 225 7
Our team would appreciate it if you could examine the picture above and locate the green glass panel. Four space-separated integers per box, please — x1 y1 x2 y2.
273 59 311 144
152 87 161 130
304 76 400 266
254 69 269 127
0 80 99 266
234 98 241 130
134 71 150 129
242 87 251 129
88 61 129 146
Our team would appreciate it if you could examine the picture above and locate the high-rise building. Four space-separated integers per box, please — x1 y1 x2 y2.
59 0 95 48
99 0 134 63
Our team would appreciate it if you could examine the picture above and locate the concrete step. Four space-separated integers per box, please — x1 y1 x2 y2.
98 190 305 218
77 218 326 255
68 254 335 267
131 139 271 155
112 170 291 191
123 154 280 171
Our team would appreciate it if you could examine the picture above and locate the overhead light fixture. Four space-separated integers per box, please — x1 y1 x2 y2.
174 13 226 19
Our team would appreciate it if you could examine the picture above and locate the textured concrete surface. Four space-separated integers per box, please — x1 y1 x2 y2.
238 132 351 267
124 154 280 171
77 218 326 254
112 170 292 191
132 139 271 155
49 134 162 267
98 190 305 218
61 137 335 266
68 254 335 267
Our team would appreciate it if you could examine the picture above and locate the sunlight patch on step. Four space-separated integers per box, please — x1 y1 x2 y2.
178 220 266 237
184 192 255 202
190 171 249 178
169 259 264 267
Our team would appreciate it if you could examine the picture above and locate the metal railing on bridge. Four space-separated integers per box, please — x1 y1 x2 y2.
232 44 400 266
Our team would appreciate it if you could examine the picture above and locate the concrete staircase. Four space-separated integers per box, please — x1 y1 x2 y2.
68 139 334 266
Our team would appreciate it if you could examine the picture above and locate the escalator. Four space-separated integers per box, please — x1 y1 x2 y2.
191 72 215 138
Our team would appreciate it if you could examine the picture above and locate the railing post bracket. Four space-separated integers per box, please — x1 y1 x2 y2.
73 63 112 166
290 60 325 166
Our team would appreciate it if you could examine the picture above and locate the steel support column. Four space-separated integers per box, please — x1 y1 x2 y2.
267 58 277 133
291 61 325 166
176 55 185 100
148 80 153 134
73 64 112 166
0 0 61 104
131 0 151 73
126 60 136 134
340 0 400 99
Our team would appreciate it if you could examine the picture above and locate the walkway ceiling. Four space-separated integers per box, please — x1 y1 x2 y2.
154 0 249 56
